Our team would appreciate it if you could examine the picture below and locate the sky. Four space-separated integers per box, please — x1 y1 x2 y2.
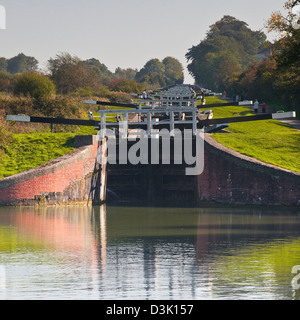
0 0 288 84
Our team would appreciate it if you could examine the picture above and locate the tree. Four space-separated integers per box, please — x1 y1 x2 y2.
0 58 7 72
115 67 137 80
48 53 101 94
7 53 38 74
14 72 56 100
135 58 166 87
186 16 266 91
83 58 114 85
267 0 300 67
266 0 300 110
135 57 184 87
162 57 184 85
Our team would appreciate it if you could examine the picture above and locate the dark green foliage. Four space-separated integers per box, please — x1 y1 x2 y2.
14 72 56 100
229 1 300 113
109 79 143 94
6 53 38 74
135 57 184 87
186 16 267 91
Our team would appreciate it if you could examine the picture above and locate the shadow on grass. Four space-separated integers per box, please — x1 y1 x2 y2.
62 136 75 148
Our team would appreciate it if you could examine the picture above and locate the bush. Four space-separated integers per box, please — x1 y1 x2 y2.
0 92 34 115
0 113 13 160
107 91 132 104
109 79 143 94
14 72 56 100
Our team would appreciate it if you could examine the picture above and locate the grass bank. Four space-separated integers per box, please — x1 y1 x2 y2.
0 106 130 179
0 96 299 179
206 99 300 173
0 133 76 179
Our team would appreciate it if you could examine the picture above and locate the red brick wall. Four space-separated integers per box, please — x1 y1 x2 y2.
1 133 299 206
0 137 102 205
199 135 300 205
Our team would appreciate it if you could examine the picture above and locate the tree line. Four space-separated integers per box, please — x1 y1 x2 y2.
0 52 184 98
186 0 300 113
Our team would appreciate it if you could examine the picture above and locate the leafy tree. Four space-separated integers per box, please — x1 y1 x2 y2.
7 53 38 74
83 58 114 85
135 58 166 87
115 67 137 80
14 72 56 100
186 16 266 91
48 53 101 94
0 58 7 72
265 0 300 110
135 57 184 87
162 57 184 85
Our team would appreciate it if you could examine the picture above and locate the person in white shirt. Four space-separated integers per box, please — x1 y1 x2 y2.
142 89 147 99
254 99 259 113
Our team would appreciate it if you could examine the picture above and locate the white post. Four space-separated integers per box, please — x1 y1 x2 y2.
170 111 174 137
147 111 152 138
100 113 106 139
122 113 128 138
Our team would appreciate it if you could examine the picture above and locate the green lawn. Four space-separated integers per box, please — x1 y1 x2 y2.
1 99 299 179
0 133 76 179
210 105 300 173
0 106 130 179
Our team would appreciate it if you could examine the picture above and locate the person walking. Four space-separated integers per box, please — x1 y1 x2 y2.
262 102 266 113
254 99 259 114
142 89 148 99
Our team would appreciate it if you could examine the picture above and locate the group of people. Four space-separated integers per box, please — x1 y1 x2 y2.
234 92 267 114
254 99 267 114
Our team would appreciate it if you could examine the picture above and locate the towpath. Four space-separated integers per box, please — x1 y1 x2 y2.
220 97 300 131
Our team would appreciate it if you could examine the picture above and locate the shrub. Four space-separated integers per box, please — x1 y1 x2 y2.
109 79 143 94
0 117 13 160
107 91 132 104
14 72 56 100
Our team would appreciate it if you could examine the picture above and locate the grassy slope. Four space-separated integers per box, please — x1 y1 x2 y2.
0 106 128 179
0 99 299 179
0 133 76 179
204 97 300 173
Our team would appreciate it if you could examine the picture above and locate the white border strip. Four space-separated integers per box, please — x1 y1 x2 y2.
7 115 31 122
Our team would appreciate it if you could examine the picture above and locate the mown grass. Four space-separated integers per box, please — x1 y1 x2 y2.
1 97 299 179
0 105 131 179
0 133 76 179
209 103 300 173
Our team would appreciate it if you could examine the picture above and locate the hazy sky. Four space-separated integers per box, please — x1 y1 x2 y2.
0 0 288 83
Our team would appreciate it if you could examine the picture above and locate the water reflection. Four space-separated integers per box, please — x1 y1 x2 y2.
0 205 300 300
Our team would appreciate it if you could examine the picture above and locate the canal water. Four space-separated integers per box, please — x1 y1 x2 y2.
0 205 300 300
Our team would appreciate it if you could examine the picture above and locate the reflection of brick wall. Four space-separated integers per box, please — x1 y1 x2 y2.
199 135 300 205
0 136 106 206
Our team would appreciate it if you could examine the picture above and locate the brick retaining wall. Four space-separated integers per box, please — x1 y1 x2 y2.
0 136 106 206
198 134 300 205
0 133 299 206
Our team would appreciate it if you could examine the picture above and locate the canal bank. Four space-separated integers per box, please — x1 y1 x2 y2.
0 132 299 207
